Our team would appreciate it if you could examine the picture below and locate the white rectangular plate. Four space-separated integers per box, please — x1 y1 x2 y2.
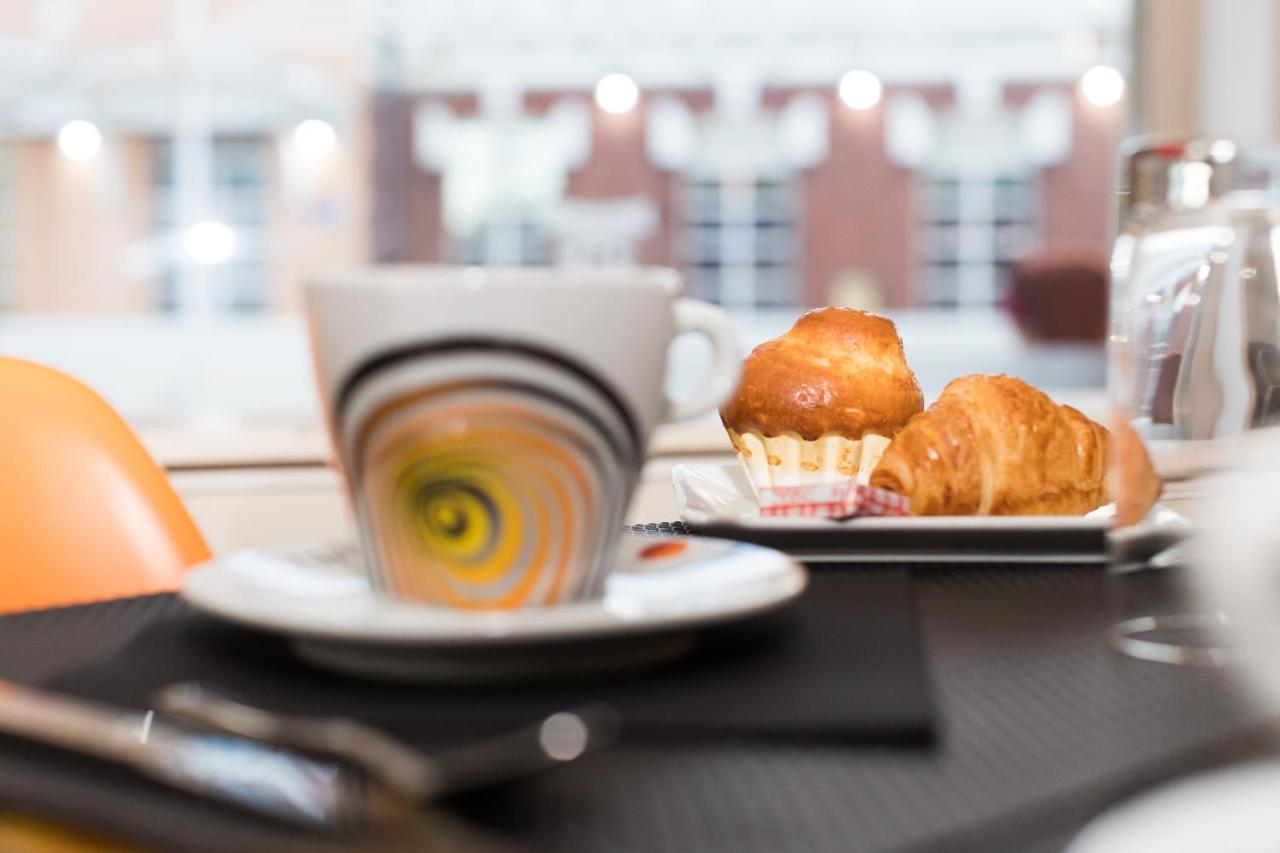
671 463 1189 564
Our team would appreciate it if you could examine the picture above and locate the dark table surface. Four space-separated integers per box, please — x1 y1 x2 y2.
0 561 1274 852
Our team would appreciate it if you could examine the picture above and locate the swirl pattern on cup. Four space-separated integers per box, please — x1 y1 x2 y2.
338 341 640 610
361 409 604 607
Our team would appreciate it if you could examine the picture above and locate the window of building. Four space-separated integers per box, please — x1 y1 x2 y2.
683 174 797 308
918 171 1038 307
0 144 13 309
449 216 549 266
151 137 270 313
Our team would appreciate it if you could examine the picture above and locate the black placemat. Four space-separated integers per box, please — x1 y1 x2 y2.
0 563 1271 853
46 570 933 748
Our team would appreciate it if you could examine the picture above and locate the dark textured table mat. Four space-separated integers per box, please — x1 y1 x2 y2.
46 570 932 746
0 553 1274 852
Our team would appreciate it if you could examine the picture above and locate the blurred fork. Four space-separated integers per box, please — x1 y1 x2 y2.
0 679 405 833
152 681 619 802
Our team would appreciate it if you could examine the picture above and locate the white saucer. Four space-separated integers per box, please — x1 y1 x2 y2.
181 535 807 682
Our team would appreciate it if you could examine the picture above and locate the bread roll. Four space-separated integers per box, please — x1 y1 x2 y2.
720 308 923 491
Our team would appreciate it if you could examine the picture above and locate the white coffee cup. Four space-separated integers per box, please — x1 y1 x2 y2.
306 266 739 610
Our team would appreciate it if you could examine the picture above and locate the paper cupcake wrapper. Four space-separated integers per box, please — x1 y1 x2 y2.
725 428 891 495
757 481 911 518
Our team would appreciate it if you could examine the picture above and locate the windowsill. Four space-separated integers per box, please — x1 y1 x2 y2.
137 414 739 471
2 307 1105 469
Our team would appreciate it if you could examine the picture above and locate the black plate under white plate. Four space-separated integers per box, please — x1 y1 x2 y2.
181 535 806 682
672 463 1190 564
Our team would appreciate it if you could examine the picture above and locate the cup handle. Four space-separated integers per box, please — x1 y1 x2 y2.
666 299 741 422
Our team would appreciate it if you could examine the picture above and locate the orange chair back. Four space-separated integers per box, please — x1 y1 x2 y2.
0 358 210 613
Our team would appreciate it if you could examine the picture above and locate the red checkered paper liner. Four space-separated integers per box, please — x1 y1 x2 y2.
757 481 911 519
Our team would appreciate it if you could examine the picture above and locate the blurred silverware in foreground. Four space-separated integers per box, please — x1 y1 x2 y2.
153 681 619 801
0 678 616 835
0 679 396 832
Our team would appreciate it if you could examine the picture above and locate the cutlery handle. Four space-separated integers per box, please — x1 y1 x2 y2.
429 705 621 797
0 681 147 764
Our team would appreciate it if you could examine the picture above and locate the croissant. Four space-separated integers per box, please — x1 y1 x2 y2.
1109 418 1164 526
869 375 1110 516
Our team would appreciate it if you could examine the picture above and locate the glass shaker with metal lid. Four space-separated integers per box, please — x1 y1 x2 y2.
1109 136 1280 441
1109 140 1280 672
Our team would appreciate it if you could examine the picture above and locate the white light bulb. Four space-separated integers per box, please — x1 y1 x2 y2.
292 119 336 159
183 221 236 265
1080 65 1125 107
595 73 639 115
57 120 102 161
1210 139 1237 161
838 70 882 111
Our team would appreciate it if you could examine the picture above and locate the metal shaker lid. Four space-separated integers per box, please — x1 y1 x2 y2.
1119 137 1238 217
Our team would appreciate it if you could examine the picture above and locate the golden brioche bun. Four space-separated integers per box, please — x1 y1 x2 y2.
720 307 923 441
